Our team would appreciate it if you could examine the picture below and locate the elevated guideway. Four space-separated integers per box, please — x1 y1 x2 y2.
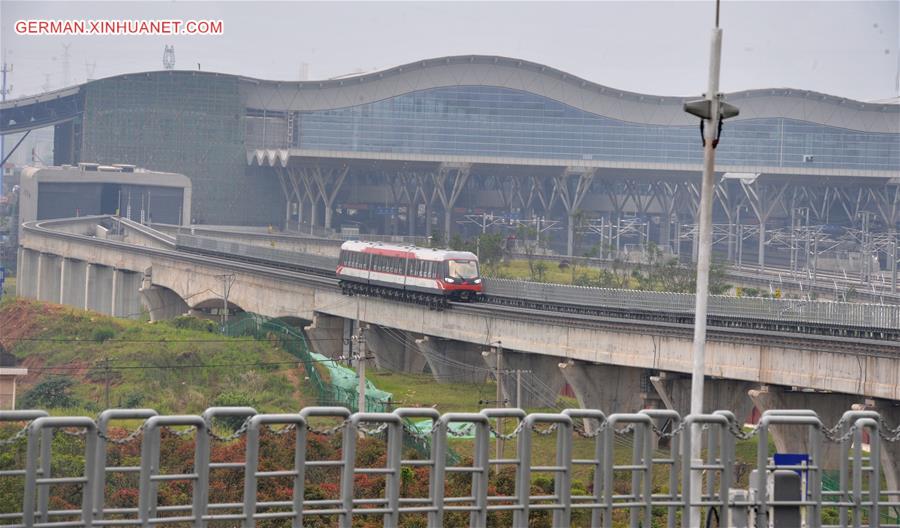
15 215 900 485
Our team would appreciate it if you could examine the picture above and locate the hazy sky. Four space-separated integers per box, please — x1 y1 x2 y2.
1 1 898 102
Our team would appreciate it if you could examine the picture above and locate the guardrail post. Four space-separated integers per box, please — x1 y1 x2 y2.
836 410 881 527
393 408 441 523
298 407 351 524
93 408 158 521
604 413 653 528
852 418 881 528
0 410 47 526
431 413 490 528
561 409 607 527
137 415 207 528
642 409 682 528
23 416 97 527
242 413 306 528
755 412 823 528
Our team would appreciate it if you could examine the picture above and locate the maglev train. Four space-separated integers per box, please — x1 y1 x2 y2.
337 241 483 305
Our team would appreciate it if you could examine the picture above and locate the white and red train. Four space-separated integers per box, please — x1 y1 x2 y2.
337 241 482 306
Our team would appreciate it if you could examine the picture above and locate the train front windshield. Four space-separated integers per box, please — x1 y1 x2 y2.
448 260 479 279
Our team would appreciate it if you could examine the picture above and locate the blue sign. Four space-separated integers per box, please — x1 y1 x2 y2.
374 206 399 216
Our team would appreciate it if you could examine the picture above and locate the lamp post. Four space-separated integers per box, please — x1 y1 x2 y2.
682 1 739 525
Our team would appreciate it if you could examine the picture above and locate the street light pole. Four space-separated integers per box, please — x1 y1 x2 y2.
682 1 739 525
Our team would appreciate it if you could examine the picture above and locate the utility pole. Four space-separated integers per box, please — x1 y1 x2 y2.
356 323 367 412
681 1 739 525
104 356 110 409
217 274 235 330
495 342 503 474
0 60 11 195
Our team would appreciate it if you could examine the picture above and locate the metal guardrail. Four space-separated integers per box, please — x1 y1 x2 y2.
483 278 900 330
175 233 337 273
2 407 899 527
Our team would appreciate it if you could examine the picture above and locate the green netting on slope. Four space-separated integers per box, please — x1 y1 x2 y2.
223 312 391 413
223 313 458 462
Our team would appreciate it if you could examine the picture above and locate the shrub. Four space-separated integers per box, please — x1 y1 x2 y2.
210 391 258 431
20 376 80 409
169 316 216 333
91 326 116 342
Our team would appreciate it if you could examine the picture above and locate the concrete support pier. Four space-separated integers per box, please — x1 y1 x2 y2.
366 325 427 374
652 373 756 423
482 348 565 408
16 248 39 299
60 259 87 308
414 336 488 384
111 269 142 318
138 273 190 322
85 264 113 314
558 359 647 417
36 253 61 303
749 386 865 473
304 313 350 359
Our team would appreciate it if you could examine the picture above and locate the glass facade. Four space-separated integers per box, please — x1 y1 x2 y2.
294 86 898 171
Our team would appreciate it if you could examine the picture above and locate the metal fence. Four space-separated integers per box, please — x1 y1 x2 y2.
172 232 900 332
2 407 899 527
484 278 900 331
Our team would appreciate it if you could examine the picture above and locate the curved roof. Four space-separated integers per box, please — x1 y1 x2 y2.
3 54 898 133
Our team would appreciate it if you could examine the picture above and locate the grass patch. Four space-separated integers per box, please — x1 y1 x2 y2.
2 299 309 414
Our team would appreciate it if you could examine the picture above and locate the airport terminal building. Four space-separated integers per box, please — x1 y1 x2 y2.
1 55 897 259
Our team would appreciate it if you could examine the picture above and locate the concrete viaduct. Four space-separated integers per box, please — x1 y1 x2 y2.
15 216 900 487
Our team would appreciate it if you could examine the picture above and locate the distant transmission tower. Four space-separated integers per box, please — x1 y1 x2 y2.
1 61 10 190
61 43 71 86
85 61 97 81
163 45 175 70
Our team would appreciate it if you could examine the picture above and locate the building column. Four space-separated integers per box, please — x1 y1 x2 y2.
59 259 87 308
554 168 595 256
432 163 472 241
749 386 865 473
413 336 488 385
36 253 61 303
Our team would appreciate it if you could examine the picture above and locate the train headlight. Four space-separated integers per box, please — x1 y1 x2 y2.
444 277 456 283
474 278 482 284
